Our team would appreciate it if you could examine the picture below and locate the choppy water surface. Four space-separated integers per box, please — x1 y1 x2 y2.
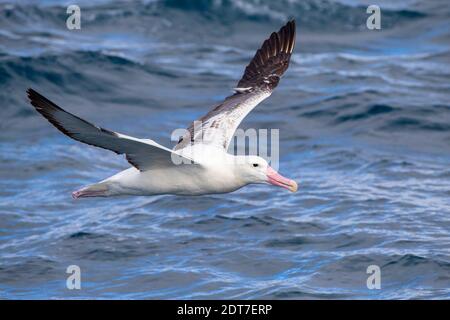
0 0 449 299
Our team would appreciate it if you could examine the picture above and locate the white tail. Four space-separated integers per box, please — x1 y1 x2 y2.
72 182 109 199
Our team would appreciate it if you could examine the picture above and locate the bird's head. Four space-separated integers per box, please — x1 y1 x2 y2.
236 156 298 192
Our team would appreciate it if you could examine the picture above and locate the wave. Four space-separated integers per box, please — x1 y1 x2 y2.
0 0 448 144
0 0 427 32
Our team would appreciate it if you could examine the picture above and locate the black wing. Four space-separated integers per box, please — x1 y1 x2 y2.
175 20 296 151
27 88 196 170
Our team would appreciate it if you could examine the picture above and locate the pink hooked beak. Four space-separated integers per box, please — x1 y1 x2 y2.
266 166 298 192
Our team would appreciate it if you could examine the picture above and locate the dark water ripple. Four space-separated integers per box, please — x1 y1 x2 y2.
0 0 450 299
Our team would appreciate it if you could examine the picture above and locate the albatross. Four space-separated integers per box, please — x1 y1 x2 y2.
27 20 298 198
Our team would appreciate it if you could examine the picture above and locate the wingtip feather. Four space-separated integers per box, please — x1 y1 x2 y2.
236 19 296 91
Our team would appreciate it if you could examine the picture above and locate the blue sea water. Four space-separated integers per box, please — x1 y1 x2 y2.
0 0 449 299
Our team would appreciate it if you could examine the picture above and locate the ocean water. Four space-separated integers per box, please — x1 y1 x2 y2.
0 0 449 299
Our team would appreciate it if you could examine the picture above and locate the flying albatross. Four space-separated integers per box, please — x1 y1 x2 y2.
27 20 298 198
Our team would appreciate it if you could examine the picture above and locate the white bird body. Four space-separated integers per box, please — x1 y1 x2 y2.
27 20 298 198
100 145 247 196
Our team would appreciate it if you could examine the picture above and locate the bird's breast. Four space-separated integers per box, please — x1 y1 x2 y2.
108 164 243 196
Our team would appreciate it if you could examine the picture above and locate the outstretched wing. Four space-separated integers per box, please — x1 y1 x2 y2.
175 20 296 151
27 88 196 171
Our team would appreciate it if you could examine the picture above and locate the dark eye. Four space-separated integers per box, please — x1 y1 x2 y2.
253 163 259 167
